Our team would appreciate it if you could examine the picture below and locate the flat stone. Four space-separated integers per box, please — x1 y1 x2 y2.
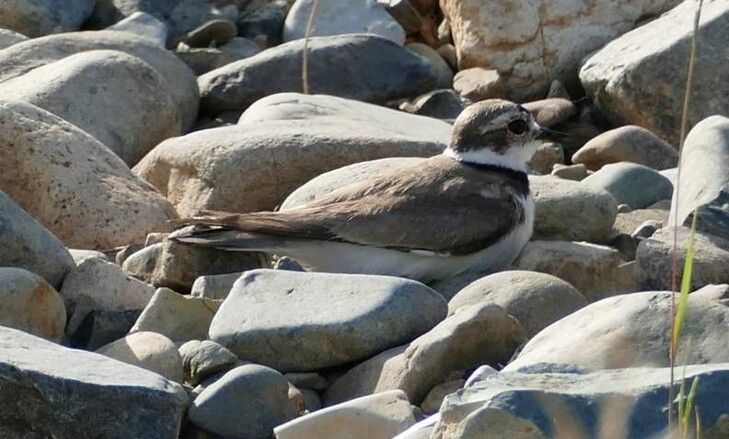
611 207 669 238
0 190 74 290
521 98 577 128
551 163 588 181
210 269 447 372
0 0 95 37
179 340 239 385
198 34 438 113
175 38 261 75
452 68 504 102
0 267 65 341
402 89 465 121
274 390 415 439
190 272 244 300
180 19 238 47
448 271 586 338
581 162 673 209
0 326 187 438
504 291 729 372
97 331 184 383
572 125 678 171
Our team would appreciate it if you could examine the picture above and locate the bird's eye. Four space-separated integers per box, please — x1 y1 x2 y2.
506 119 528 135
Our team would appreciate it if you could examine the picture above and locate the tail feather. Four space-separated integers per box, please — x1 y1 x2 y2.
169 226 288 252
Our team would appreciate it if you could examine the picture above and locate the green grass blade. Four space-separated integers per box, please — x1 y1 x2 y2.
673 210 698 354
682 376 700 437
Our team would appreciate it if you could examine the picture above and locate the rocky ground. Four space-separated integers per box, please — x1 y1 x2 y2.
0 0 728 438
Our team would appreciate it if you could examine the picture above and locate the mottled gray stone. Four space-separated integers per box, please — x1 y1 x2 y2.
190 272 244 300
582 162 673 209
0 0 95 37
572 125 678 171
179 340 239 385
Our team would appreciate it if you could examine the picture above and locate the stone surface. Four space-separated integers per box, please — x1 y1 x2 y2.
551 163 588 181
580 0 729 145
448 271 586 338
179 340 239 385
198 34 438 113
512 241 623 302
180 19 237 47
504 291 729 372
0 30 199 130
107 11 168 46
581 162 673 209
401 89 465 121
325 304 524 405
0 267 65 341
0 0 95 37
612 207 669 238
0 326 187 438
0 102 175 250
189 364 294 439
97 331 184 383
669 116 729 241
0 190 75 290
68 308 143 351
432 363 729 439
137 94 448 215
442 0 680 99
530 175 618 242
237 2 286 47
176 37 261 75
421 380 464 414
693 284 729 307
522 98 576 128
452 68 504 102
130 288 221 343
190 272 244 300
0 50 181 166
284 0 405 44
210 269 447 372
572 125 678 171
406 43 453 89
284 372 330 392
0 29 27 50
275 390 416 439
528 142 564 175
636 227 729 291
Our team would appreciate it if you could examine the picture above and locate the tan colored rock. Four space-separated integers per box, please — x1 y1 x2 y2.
274 390 415 439
528 142 564 175
572 125 678 171
452 68 504 101
522 98 576 128
551 163 588 181
0 100 175 249
0 267 66 341
611 207 669 238
421 380 464 414
97 331 184 383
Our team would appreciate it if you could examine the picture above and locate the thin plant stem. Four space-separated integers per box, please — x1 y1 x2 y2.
302 0 321 94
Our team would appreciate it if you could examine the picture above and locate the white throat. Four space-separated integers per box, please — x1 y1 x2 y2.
443 146 531 174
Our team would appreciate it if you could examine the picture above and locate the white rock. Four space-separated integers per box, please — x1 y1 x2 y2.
97 331 184 383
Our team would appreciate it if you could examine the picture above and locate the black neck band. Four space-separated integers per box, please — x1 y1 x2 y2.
460 161 530 194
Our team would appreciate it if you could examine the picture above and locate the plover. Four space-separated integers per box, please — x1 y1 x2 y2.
170 99 564 281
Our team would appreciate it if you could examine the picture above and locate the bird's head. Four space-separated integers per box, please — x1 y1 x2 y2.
445 99 565 173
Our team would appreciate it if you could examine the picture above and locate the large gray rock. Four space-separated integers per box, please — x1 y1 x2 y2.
0 29 28 50
0 30 198 130
580 0 729 145
432 363 729 439
0 267 66 341
441 0 680 99
209 269 447 372
284 0 405 44
198 34 439 113
0 0 95 37
0 100 175 249
189 364 295 439
136 94 448 215
581 162 674 209
190 272 244 300
0 50 182 166
669 116 729 241
0 326 187 438
572 125 678 171
504 291 729 372
0 191 74 289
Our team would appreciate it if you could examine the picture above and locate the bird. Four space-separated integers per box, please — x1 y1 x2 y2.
169 99 565 282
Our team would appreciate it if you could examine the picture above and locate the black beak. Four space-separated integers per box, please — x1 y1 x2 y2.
537 126 571 143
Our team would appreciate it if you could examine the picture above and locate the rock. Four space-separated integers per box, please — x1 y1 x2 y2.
512 241 623 302
693 284 729 306
551 163 588 181
179 19 238 47
585 9 729 125
443 0 680 99
237 2 286 47
188 364 294 438
406 43 453 89
401 89 465 121
136 94 448 215
284 372 330 392
448 271 586 338
97 331 184 383
197 34 438 113
0 0 95 37
210 269 446 372
528 142 564 175
506 291 729 372
130 288 221 343
521 98 576 128
432 363 729 439
67 308 143 350
274 390 416 439
436 44 457 71
581 162 673 209
669 116 729 241
636 227 729 291
530 175 618 242
632 220 663 240
547 79 571 100
0 30 199 130
0 326 186 437
324 304 524 405
452 68 504 102
420 380 464 415
0 267 65 341
301 388 323 413
191 272 244 300
572 125 678 171
0 101 176 250
381 0 423 34
179 340 239 385
107 11 169 46
0 50 182 166
68 249 109 263
612 207 669 238
176 37 261 75
284 0 405 44
115 243 144 266
122 240 267 291
0 190 75 290
0 28 27 50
